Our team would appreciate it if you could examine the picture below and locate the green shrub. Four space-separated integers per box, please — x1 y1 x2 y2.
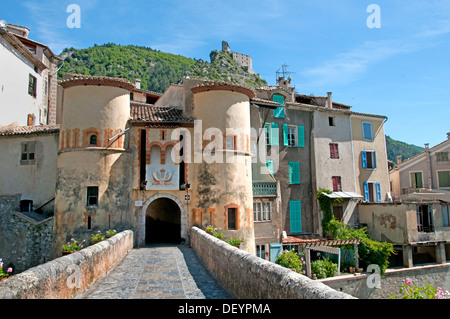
275 251 306 274
311 258 338 279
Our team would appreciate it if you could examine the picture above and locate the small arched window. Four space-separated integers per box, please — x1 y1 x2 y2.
89 135 98 146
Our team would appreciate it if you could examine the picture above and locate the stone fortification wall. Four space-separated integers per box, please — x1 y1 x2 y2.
0 194 53 273
0 230 133 299
189 226 355 299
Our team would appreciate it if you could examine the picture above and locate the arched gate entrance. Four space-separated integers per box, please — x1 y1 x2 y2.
139 193 187 245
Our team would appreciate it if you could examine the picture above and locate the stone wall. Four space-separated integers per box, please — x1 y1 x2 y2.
189 226 355 299
0 230 133 299
321 263 450 299
0 194 53 273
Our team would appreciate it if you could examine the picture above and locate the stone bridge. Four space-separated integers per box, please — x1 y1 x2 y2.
0 227 354 299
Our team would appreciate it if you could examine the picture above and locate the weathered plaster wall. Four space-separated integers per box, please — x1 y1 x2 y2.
0 230 133 299
189 226 354 299
0 133 59 212
0 194 53 273
321 263 450 299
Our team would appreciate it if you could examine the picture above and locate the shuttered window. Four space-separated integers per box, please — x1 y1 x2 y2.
362 150 376 169
362 121 373 141
271 123 279 146
330 143 339 159
272 94 285 118
289 162 300 184
298 125 305 147
332 176 342 192
290 201 302 233
266 160 274 175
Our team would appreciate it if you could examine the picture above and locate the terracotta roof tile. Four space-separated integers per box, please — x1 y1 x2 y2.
130 102 193 123
60 73 135 90
191 80 255 99
0 124 60 137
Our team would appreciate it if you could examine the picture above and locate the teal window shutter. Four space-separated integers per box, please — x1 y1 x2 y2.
271 123 279 146
290 201 302 233
298 126 305 147
376 183 381 202
283 124 289 146
272 95 285 118
289 162 300 184
363 182 369 201
266 160 274 175
362 151 367 168
273 107 285 118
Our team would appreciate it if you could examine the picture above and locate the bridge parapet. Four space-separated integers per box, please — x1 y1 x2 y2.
189 226 356 299
0 230 133 299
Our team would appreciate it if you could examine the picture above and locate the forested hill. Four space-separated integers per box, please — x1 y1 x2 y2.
57 43 267 93
386 136 424 164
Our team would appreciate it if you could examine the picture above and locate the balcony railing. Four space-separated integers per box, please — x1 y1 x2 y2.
253 182 277 196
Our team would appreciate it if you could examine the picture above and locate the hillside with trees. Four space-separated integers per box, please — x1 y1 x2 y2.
58 43 266 93
386 136 424 164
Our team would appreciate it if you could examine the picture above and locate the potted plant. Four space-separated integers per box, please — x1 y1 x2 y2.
62 238 85 255
0 258 12 281
91 231 106 245
225 237 244 248
106 229 117 238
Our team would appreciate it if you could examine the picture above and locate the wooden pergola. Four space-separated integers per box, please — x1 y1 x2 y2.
283 236 363 278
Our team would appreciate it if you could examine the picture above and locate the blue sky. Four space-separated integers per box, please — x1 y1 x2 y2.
2 0 449 147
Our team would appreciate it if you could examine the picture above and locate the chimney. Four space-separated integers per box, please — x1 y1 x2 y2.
396 155 402 164
425 143 429 150
447 132 450 140
326 92 332 108
134 78 141 89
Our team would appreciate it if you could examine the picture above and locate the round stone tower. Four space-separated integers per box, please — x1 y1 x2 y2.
51 74 134 258
190 81 256 254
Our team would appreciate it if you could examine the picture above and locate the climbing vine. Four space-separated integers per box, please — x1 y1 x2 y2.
317 188 342 237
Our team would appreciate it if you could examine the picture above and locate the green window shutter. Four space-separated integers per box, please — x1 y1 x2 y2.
289 162 300 184
272 94 285 105
271 123 279 146
290 201 302 233
273 95 285 118
283 124 289 146
298 125 305 147
266 160 274 175
273 107 285 118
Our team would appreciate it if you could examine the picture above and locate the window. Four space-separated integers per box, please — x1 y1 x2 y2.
272 94 285 118
289 201 302 233
256 245 266 260
289 162 300 184
225 135 235 150
333 206 343 221
436 152 449 162
329 117 335 126
28 74 37 97
332 176 342 192
264 123 279 146
283 125 304 147
362 121 373 141
442 204 450 227
363 181 381 202
287 126 297 146
438 171 450 188
266 160 274 175
330 143 339 159
87 186 99 207
89 135 98 146
227 207 237 230
416 205 433 232
362 150 376 169
253 202 271 221
410 172 423 188
20 141 36 165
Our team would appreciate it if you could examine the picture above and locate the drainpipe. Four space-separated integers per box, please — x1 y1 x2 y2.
424 143 433 189
349 115 357 193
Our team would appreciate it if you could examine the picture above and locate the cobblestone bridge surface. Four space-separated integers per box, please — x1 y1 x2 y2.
76 244 234 299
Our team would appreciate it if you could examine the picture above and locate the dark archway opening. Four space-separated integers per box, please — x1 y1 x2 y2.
145 198 181 244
